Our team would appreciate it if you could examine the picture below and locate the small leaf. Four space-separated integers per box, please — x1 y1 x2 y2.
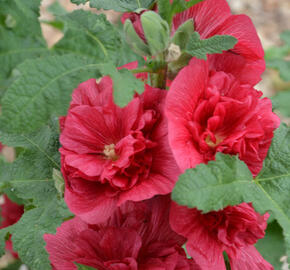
47 1 67 16
99 62 144 107
70 0 155 12
185 32 237 60
158 0 204 25
75 263 97 270
172 19 195 50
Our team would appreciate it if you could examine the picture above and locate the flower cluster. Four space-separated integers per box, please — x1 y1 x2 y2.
44 0 279 269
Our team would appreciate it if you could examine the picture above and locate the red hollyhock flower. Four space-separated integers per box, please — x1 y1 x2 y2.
170 202 273 270
172 0 265 85
0 195 24 258
60 78 180 223
44 196 199 270
0 143 3 151
165 58 280 176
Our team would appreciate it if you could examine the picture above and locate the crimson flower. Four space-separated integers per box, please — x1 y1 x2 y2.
165 58 279 176
60 78 180 223
0 194 24 258
170 202 273 270
172 0 265 85
44 196 199 270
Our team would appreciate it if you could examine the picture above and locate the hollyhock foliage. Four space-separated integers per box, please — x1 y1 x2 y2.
172 0 265 85
44 196 199 270
0 195 24 258
166 58 280 175
60 77 180 223
170 202 273 270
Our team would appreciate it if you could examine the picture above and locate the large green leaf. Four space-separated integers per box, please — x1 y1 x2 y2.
71 0 155 11
0 0 48 96
11 187 71 270
172 124 290 260
53 10 122 63
0 121 60 185
256 221 286 270
0 54 101 134
0 54 145 133
185 32 237 60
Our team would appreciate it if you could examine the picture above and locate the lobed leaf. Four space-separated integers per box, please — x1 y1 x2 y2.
70 0 155 11
0 0 48 97
185 32 237 60
0 55 101 134
53 10 122 63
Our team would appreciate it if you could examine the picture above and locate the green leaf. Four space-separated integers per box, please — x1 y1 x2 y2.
172 124 290 260
172 154 253 212
75 263 97 270
54 10 122 63
256 221 286 269
185 32 238 60
47 1 68 16
71 0 155 11
11 197 71 270
158 0 204 26
0 54 101 134
172 19 195 50
271 90 290 117
267 59 290 82
0 0 48 96
99 62 144 107
0 121 61 184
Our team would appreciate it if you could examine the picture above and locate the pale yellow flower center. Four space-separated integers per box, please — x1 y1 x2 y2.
103 144 118 161
205 135 224 148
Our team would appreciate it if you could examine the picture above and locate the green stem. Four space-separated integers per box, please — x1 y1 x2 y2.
154 53 168 89
131 66 154 74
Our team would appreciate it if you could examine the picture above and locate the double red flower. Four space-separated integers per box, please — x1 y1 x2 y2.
60 78 180 224
44 196 199 270
170 202 273 270
166 58 280 176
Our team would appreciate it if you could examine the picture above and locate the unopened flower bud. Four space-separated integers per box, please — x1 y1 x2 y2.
141 11 170 56
123 10 151 56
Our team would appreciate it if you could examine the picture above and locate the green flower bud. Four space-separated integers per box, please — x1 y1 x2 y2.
141 11 170 56
124 17 151 56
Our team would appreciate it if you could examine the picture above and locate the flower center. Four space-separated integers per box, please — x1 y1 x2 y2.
205 134 224 148
103 144 119 161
